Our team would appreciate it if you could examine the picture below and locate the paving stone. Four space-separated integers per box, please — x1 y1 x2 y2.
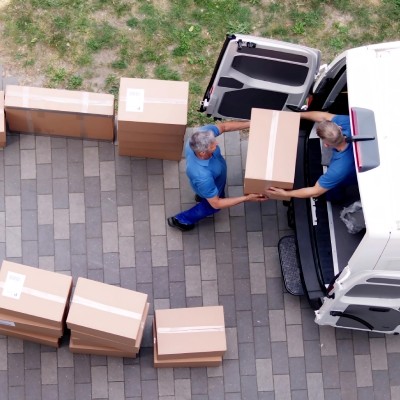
387 353 400 385
252 294 269 327
254 326 271 359
36 136 52 164
23 341 40 370
215 232 232 264
271 341 289 375
119 236 135 268
339 371 357 400
0 339 7 371
372 370 391 400
306 373 324 400
190 368 208 395
4 137 20 166
201 280 218 306
301 308 320 341
41 353 58 384
57 346 74 368
69 193 85 223
269 310 286 342
8 353 24 387
103 253 120 284
217 262 234 295
289 357 307 390
207 376 224 400
357 386 374 400
370 337 388 370
238 342 256 375
230 217 248 248
224 327 239 360
123 364 142 398
85 207 102 238
101 191 117 222
107 358 124 381
53 178 69 209
91 366 108 399
84 177 101 208
117 206 134 237
70 223 86 255
250 262 267 294
58 367 75 400
134 220 151 252
214 208 230 233
25 368 41 400
6 226 22 257
273 374 291 400
120 267 137 291
102 222 118 253
245 201 263 232
74 383 91 400
52 148 68 179
21 149 36 180
54 209 69 240
151 235 168 267
42 384 59 400
266 278 284 310
5 195 20 226
283 293 301 325
185 265 202 297
9 386 25 400
236 310 253 343
5 165 21 195
287 325 304 357
21 210 38 241
355 354 373 387
223 359 241 393
83 147 100 177
262 215 279 247
169 281 187 309
234 279 252 311
321 355 340 389
100 160 116 192
198 219 216 250
291 390 308 400
153 266 170 299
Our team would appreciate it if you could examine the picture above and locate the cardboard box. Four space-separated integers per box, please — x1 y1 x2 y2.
244 108 300 200
5 85 115 140
70 302 149 352
117 78 188 160
69 337 137 357
66 278 148 347
0 325 60 347
0 310 63 337
0 261 73 329
155 306 226 360
153 321 222 368
0 91 5 148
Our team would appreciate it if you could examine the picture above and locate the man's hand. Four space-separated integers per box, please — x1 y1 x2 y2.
266 187 290 199
246 193 268 202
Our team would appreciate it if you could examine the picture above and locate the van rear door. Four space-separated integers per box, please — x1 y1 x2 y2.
200 34 321 119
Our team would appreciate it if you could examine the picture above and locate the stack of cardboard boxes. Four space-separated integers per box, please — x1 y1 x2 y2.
117 78 189 161
0 261 73 347
4 85 115 141
244 108 300 200
153 306 226 367
67 278 149 357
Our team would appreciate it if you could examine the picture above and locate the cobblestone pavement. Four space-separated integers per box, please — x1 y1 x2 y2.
0 124 400 400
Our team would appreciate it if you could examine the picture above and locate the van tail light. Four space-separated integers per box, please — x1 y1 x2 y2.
349 107 380 172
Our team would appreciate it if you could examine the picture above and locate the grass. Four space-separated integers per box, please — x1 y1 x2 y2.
0 0 399 126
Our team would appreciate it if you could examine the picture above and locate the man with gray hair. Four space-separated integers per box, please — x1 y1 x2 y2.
168 121 267 231
267 111 356 201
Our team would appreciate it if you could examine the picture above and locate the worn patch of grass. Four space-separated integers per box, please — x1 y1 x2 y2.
0 0 399 125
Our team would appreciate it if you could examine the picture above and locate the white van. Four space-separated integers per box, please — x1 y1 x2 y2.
201 35 400 333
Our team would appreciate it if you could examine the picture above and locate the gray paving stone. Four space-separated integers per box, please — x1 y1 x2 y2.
337 339 355 372
301 308 320 341
273 374 291 400
102 221 118 253
283 293 301 325
87 238 103 269
4 137 20 166
134 220 151 252
25 368 41 400
238 342 256 375
217 263 234 295
5 165 21 195
21 180 37 210
74 383 91 400
202 280 218 306
21 210 38 241
151 235 168 266
289 357 307 390
57 346 74 368
53 178 69 209
100 160 116 192
9 386 25 400
91 366 108 399
271 341 289 375
136 252 153 283
169 281 187 309
52 148 68 179
123 364 141 398
372 370 391 400
230 217 248 248
370 337 388 370
269 310 286 342
21 149 36 179
153 266 170 299
232 247 250 279
148 174 164 206
69 193 85 223
321 355 340 389
103 253 120 284
101 191 117 222
190 368 208 395
355 354 373 388
98 141 115 162
234 279 252 311
250 263 267 294
262 215 279 246
58 367 75 400
207 376 224 400
0 339 7 371
223 359 241 393
23 341 40 370
339 371 357 400
198 219 216 250
42 384 59 400
214 232 232 265
54 209 69 239
245 201 263 232
254 326 271 359
6 226 22 257
185 265 202 297
218 295 237 328
84 177 101 208
287 325 304 357
8 353 24 387
68 162 84 193
388 353 400 385
83 147 100 177
85 207 102 238
70 223 86 255
266 278 284 310
116 175 133 206
22 240 38 266
120 267 137 291
55 239 71 271
36 136 52 164
163 160 179 189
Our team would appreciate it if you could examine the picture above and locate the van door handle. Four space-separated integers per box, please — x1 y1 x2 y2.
330 311 374 330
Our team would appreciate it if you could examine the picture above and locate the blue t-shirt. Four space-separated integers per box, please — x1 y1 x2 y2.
318 115 357 190
185 125 227 199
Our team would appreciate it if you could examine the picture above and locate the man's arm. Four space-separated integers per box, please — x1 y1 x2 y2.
299 111 336 122
216 120 250 134
266 182 327 199
207 193 267 209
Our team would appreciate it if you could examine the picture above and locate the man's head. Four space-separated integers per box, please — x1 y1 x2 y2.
316 120 346 147
189 130 217 159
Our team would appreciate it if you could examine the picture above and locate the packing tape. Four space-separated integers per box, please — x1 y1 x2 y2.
265 110 279 180
0 281 67 304
6 87 114 110
72 295 142 320
144 97 187 105
81 92 90 114
157 325 225 334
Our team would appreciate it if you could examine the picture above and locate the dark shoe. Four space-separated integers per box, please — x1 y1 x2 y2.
194 194 203 202
167 217 195 232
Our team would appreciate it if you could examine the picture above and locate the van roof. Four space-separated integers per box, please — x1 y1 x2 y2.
346 41 400 236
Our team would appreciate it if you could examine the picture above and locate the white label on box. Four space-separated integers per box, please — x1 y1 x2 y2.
2 271 26 299
126 88 144 112
0 319 15 327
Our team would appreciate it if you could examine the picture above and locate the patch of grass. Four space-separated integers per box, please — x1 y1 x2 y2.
0 0 399 126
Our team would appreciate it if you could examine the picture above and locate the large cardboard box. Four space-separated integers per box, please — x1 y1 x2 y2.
0 91 5 148
153 321 222 368
66 278 148 347
69 337 137 357
70 302 149 352
0 325 60 347
5 85 115 140
155 306 226 360
244 108 300 200
117 78 188 160
0 261 73 329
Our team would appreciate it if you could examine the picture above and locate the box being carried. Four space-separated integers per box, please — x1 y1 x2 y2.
153 306 226 368
244 108 300 200
5 85 115 140
67 278 149 357
117 78 189 161
0 261 73 347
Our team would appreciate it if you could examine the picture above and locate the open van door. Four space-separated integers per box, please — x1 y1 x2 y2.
200 34 321 120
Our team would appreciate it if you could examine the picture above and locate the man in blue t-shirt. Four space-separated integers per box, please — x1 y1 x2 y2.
168 121 267 231
266 112 357 201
